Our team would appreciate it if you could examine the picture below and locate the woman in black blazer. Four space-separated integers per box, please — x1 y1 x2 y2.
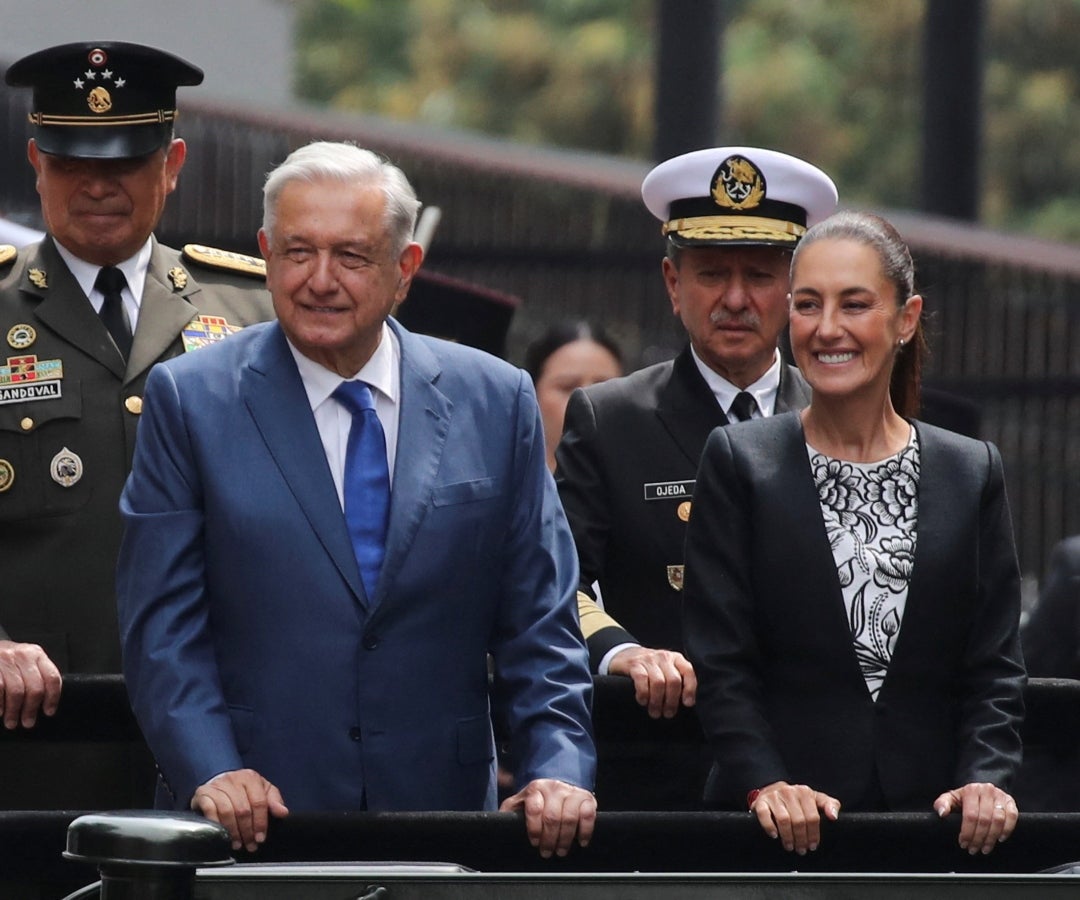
683 211 1025 857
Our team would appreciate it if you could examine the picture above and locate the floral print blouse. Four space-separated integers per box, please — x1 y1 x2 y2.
808 430 920 701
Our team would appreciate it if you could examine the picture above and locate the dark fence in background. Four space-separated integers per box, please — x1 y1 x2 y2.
3 85 1080 580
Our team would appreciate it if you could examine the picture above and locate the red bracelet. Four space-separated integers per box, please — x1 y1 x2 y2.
746 788 762 810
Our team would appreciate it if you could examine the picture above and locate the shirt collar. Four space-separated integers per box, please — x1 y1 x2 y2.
54 237 152 306
690 346 782 417
287 321 399 412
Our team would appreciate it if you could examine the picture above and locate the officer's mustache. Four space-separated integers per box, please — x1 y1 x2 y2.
709 309 760 329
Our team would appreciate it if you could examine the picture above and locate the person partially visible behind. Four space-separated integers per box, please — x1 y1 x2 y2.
1023 536 1080 678
118 141 596 858
684 210 1026 855
524 321 623 473
0 40 273 810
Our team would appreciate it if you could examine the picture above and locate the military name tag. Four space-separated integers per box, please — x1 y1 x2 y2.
182 315 243 352
643 479 694 501
0 354 64 405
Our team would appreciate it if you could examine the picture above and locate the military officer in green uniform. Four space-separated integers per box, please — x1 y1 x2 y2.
0 41 273 809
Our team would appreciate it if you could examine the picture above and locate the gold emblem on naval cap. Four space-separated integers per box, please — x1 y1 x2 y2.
712 155 766 211
168 267 188 290
667 565 685 592
28 269 47 289
50 446 83 488
677 501 692 522
7 324 36 349
0 458 13 493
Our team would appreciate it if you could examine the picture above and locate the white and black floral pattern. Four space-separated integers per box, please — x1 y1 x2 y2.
808 431 920 700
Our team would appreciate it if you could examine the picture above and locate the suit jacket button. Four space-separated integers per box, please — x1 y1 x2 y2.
348 726 362 741
363 634 378 650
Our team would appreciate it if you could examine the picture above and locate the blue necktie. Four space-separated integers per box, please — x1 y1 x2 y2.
333 381 390 600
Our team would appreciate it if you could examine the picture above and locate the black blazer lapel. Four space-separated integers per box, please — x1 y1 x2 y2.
655 346 727 467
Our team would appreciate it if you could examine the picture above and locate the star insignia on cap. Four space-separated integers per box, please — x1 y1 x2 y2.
101 69 113 80
73 77 84 89
84 69 96 80
114 77 125 88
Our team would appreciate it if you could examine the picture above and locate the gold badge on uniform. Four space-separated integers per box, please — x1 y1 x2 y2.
168 267 188 290
712 155 766 211
50 447 83 488
124 395 143 415
0 459 13 493
7 324 36 349
182 314 243 352
28 269 48 289
677 501 692 522
667 565 685 592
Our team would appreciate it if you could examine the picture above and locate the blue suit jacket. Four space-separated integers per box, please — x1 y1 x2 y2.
117 319 595 812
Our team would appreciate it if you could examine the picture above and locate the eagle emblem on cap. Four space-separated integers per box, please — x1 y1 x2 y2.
711 155 766 211
87 86 112 114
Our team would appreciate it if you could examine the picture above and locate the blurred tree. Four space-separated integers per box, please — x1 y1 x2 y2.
293 0 1080 241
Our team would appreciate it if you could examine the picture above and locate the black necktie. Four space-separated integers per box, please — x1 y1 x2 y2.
729 391 759 423
95 266 132 361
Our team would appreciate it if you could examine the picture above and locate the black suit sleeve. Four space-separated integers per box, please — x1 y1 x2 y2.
556 387 639 670
954 441 1026 789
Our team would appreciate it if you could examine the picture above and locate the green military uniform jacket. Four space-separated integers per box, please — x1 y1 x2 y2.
0 236 274 674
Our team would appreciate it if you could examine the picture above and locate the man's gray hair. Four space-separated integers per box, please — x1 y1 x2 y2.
262 141 421 255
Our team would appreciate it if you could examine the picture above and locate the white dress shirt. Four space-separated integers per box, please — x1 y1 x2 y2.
55 238 152 332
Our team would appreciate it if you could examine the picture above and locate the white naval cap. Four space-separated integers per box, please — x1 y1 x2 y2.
641 146 838 248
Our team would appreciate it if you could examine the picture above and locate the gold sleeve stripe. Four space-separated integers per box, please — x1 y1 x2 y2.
577 590 623 640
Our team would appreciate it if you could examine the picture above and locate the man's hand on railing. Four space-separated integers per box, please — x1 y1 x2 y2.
0 640 62 729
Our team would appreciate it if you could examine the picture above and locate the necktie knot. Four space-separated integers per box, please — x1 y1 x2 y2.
729 391 759 423
95 265 127 295
333 380 377 415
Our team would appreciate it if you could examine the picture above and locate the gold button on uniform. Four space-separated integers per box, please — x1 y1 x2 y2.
20 417 33 431
125 396 143 415
677 500 692 522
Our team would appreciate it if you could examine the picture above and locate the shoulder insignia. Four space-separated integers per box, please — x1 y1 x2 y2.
0 245 16 267
182 244 266 279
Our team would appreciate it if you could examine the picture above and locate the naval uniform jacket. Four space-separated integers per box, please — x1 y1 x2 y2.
555 344 810 670
0 236 273 674
683 413 1026 810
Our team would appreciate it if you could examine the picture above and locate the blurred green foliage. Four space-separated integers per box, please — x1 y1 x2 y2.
295 0 1080 241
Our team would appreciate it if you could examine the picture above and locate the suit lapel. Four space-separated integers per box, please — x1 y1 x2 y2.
241 324 366 607
375 320 451 608
775 363 812 413
28 239 126 378
125 241 198 384
655 346 726 467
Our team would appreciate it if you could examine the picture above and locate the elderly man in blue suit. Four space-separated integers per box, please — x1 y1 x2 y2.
117 141 597 858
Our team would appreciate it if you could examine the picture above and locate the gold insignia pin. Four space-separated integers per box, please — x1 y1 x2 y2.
0 459 13 493
50 447 83 488
677 501 692 522
28 269 47 289
124 396 143 415
168 267 188 290
20 417 33 432
7 324 36 349
667 565 685 592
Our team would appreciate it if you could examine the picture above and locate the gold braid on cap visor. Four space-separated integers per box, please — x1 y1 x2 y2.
28 109 179 126
662 215 806 243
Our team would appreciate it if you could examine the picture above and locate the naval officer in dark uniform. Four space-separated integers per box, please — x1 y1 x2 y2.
0 41 273 808
555 147 836 808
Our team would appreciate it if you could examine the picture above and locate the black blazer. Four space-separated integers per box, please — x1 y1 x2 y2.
556 346 810 669
683 413 1026 810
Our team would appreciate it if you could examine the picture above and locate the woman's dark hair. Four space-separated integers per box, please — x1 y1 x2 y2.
791 210 926 418
523 321 624 384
